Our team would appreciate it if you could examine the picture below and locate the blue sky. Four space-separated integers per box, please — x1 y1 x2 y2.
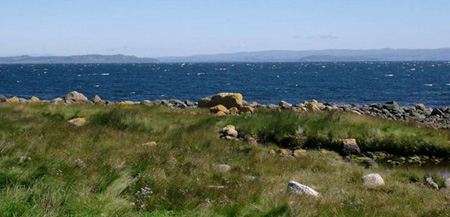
1 0 449 57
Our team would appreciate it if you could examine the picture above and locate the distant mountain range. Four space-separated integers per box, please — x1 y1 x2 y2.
2 48 450 63
158 48 450 62
0 54 159 64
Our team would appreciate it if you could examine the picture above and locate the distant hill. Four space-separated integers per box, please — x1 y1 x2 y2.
158 48 450 62
0 55 159 64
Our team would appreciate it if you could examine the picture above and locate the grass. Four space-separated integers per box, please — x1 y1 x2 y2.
0 103 449 216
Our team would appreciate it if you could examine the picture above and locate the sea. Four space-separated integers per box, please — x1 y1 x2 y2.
0 62 449 107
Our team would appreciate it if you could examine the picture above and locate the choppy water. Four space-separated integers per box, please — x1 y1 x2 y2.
0 62 449 107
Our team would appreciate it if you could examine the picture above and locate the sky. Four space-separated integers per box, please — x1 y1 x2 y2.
1 0 450 57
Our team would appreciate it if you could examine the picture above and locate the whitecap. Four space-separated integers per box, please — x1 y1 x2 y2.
77 74 81 77
385 74 394 77
424 84 433 87
197 73 206 76
446 83 450 86
130 92 136 94
101 73 110 76
94 85 100 88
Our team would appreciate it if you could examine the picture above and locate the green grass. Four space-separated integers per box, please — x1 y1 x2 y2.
0 103 449 216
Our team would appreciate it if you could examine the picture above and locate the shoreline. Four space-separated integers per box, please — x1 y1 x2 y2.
1 91 450 130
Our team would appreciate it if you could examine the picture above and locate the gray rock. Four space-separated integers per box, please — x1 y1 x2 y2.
185 100 196 107
336 139 361 155
286 181 320 197
141 100 154 105
0 94 6 102
279 100 293 110
267 104 278 110
415 104 426 111
444 178 450 189
363 173 385 187
216 164 231 172
92 95 102 103
426 177 439 190
63 91 89 104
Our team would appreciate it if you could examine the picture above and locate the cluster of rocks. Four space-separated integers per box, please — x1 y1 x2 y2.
1 92 449 129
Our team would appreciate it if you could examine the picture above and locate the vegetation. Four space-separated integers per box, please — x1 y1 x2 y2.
0 103 449 217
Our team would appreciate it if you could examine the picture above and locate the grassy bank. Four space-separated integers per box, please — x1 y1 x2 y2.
0 103 449 216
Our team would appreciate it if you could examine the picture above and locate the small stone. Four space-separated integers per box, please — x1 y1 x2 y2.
443 178 450 189
51 97 64 104
286 181 320 197
279 100 293 110
216 164 231 173
269 149 276 155
363 173 385 187
229 107 239 115
142 141 157 147
220 125 238 138
67 117 86 127
320 149 327 154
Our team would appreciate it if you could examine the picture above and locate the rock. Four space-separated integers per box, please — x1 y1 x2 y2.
293 149 306 157
444 178 450 188
63 91 89 104
118 101 138 105
30 96 40 102
279 100 293 110
51 97 64 104
220 125 238 138
142 141 157 147
426 177 439 190
185 100 196 107
92 95 102 103
278 149 292 156
169 99 187 108
239 105 255 114
363 173 385 187
210 105 229 114
216 164 231 173
267 104 278 110
0 94 6 102
336 139 361 155
416 104 426 111
7 96 20 103
67 117 86 127
353 157 378 168
216 111 227 116
286 181 320 197
269 149 276 155
229 107 239 115
198 93 243 109
306 100 322 112
431 108 444 116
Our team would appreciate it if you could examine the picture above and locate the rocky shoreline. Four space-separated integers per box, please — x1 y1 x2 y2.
1 91 449 130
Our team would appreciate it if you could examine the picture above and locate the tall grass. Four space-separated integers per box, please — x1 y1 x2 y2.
0 104 449 216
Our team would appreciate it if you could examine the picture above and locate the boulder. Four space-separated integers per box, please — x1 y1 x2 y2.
431 108 444 116
220 125 238 138
210 105 229 114
415 104 426 111
67 117 86 127
444 178 450 189
286 181 320 197
279 100 292 110
216 111 227 116
216 164 231 173
0 94 7 102
198 93 243 109
51 97 64 104
363 173 385 187
92 95 102 103
30 96 40 102
336 139 361 155
426 177 439 190
7 96 20 103
278 149 293 156
63 91 89 104
239 105 255 114
293 149 307 157
185 100 196 107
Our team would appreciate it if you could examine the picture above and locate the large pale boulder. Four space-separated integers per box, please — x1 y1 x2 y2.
210 105 229 114
198 93 243 109
363 173 385 187
30 96 40 102
92 95 102 104
7 96 20 103
286 181 320 197
64 91 89 104
220 125 238 138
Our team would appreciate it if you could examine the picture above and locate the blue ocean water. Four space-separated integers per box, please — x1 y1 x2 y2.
0 62 449 107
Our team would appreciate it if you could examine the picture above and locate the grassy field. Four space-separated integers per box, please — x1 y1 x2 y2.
0 103 450 217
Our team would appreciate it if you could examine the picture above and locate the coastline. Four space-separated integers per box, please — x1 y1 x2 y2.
1 91 449 130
